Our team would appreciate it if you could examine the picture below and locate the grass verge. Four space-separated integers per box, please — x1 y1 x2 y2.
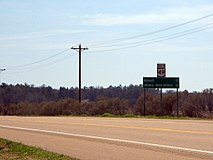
0 138 78 160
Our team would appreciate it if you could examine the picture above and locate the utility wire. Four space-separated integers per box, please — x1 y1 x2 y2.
91 23 213 49
5 53 76 74
89 24 213 53
3 13 213 73
5 48 70 70
86 13 213 47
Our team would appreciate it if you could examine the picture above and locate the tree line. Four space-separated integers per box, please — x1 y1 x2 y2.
0 83 212 118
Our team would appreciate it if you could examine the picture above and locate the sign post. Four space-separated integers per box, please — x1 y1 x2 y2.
157 63 166 110
143 89 146 116
177 88 179 117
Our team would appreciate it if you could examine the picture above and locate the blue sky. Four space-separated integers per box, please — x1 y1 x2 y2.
0 0 213 91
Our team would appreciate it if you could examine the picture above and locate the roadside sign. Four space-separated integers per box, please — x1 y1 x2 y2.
157 63 166 77
143 77 179 88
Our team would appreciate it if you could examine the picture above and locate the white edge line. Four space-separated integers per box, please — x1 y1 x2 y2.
0 124 212 155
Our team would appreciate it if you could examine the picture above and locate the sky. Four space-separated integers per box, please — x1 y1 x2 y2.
0 0 213 91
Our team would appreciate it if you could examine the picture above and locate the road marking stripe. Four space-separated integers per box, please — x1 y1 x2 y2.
0 124 213 155
1 118 213 135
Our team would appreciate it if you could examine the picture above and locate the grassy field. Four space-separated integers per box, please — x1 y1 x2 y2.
0 138 78 160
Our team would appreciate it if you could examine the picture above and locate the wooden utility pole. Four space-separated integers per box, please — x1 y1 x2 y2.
71 44 88 103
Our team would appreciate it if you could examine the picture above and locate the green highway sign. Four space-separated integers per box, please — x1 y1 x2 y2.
143 77 179 88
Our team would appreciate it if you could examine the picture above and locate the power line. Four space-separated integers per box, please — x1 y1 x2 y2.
89 23 213 53
5 49 70 70
91 23 213 49
3 13 213 71
86 12 213 47
2 13 213 76
5 53 76 74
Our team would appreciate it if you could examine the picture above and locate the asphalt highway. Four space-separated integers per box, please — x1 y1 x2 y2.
0 116 212 160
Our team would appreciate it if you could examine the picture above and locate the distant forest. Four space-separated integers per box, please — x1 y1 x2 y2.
0 83 212 118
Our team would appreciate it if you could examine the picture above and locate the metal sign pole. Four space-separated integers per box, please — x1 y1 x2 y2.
143 88 146 116
177 88 179 117
160 88 163 111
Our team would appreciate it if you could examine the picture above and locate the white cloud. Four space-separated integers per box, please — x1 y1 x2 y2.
84 5 213 26
0 29 94 41
0 29 95 52
85 13 180 26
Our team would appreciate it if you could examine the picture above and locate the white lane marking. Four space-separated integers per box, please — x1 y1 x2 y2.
0 124 213 155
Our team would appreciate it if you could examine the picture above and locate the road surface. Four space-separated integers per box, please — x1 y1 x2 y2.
0 116 212 160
